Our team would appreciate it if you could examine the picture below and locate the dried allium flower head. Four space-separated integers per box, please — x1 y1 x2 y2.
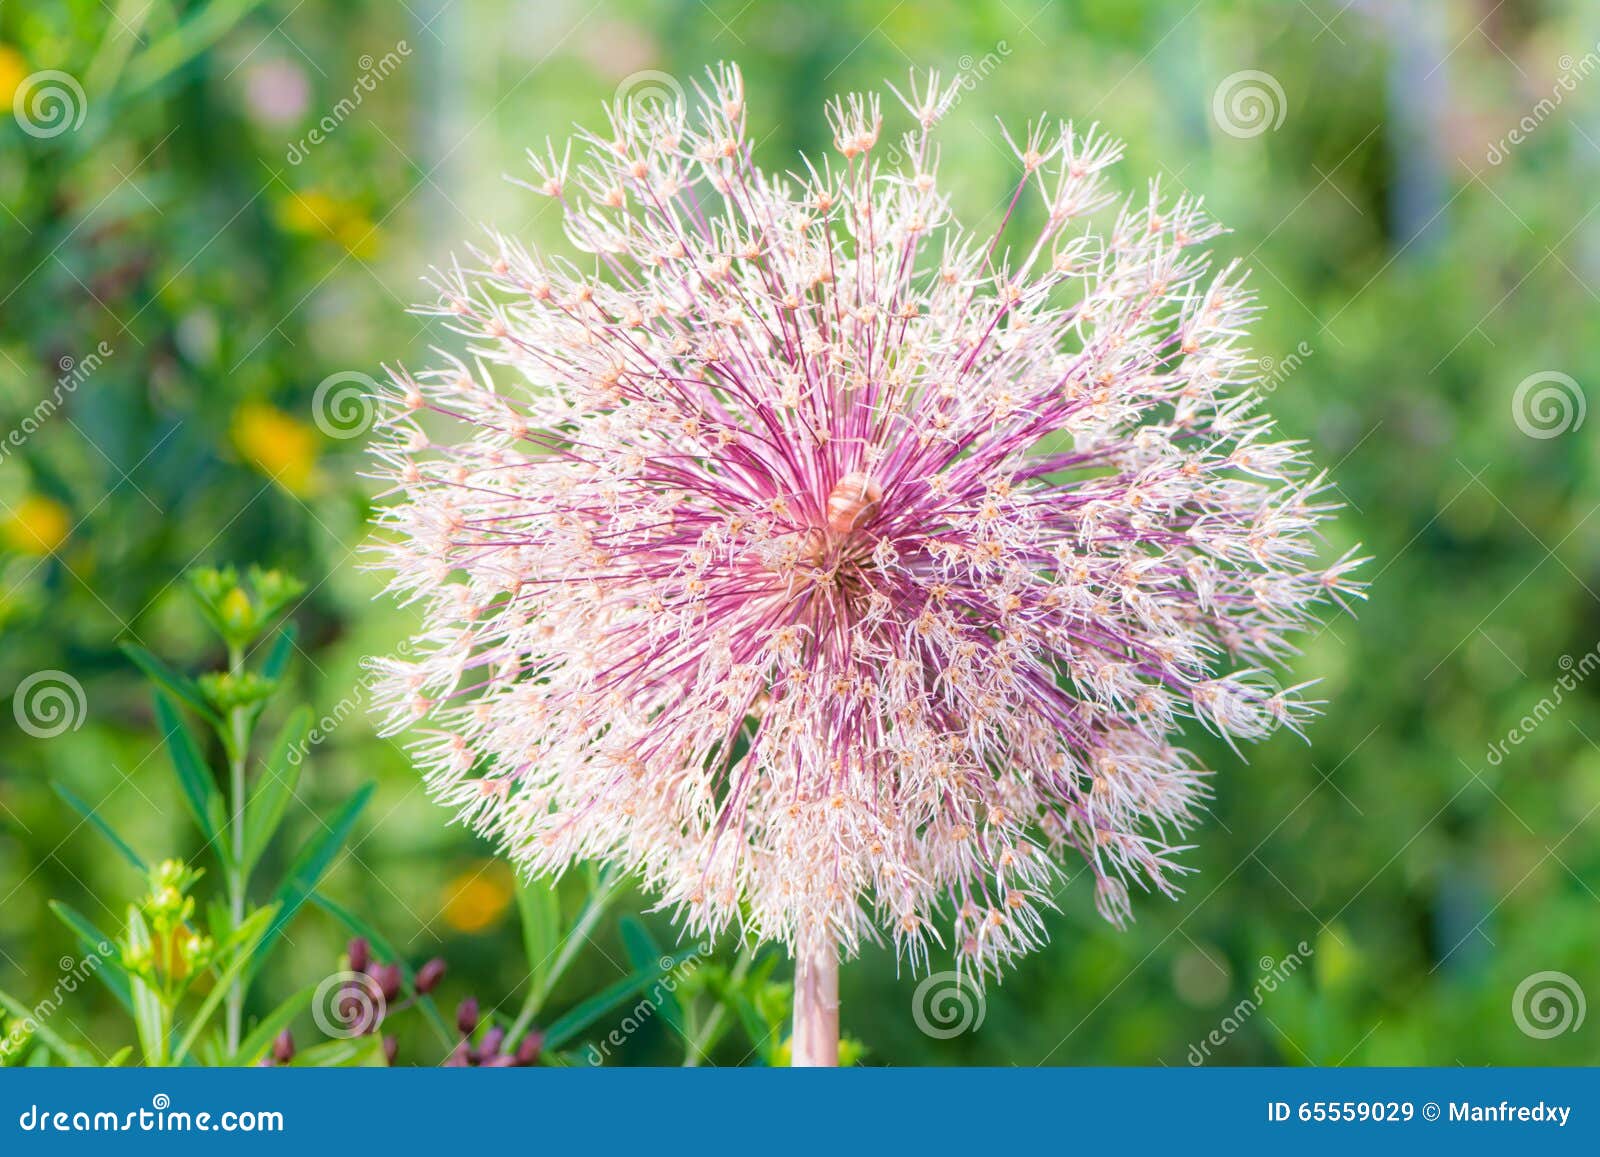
369 63 1362 1059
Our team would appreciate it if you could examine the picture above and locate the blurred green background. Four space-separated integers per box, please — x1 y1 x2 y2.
2 0 1597 1066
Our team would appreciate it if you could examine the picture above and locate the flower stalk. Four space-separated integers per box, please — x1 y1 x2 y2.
790 946 838 1067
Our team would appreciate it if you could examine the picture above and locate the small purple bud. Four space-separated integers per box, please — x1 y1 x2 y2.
444 1040 472 1067
415 957 447 995
456 996 479 1036
475 1024 505 1063
347 937 371 974
382 1036 398 1065
272 1028 295 1064
374 962 403 1003
514 1030 544 1067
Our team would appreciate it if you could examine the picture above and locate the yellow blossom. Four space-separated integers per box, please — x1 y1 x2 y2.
440 861 514 933
3 494 71 555
231 401 317 495
276 189 380 257
0 45 27 110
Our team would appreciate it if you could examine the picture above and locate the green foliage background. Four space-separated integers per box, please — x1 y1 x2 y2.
1 0 1596 1065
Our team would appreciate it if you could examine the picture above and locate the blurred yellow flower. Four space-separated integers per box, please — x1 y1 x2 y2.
440 861 515 934
0 44 27 110
275 189 380 258
231 401 317 495
3 494 71 555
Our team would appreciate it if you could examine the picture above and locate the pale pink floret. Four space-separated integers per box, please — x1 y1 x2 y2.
368 64 1362 978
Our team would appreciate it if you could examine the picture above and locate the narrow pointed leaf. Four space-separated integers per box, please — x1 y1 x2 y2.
51 783 147 872
619 917 683 1033
122 643 220 725
543 947 699 1051
242 705 310 872
0 987 96 1067
247 784 373 979
47 901 133 1014
125 906 167 1065
105 1046 134 1067
153 692 227 853
516 882 561 1003
258 624 298 682
289 1035 387 1067
234 985 315 1064
248 626 299 727
171 904 276 1064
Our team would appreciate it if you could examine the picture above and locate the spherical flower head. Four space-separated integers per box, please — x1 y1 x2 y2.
368 64 1363 980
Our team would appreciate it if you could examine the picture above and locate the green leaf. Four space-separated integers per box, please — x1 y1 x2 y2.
248 784 373 979
0 987 96 1067
153 691 227 853
51 782 147 872
258 624 298 682
242 705 310 872
731 989 775 1062
289 1035 387 1067
125 905 167 1066
104 1046 134 1067
248 626 299 727
122 643 220 725
619 917 683 1033
171 905 276 1064
516 882 561 1001
234 985 314 1064
543 947 699 1051
47 901 133 1014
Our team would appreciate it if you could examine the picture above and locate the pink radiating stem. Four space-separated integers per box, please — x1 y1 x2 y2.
790 946 840 1067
